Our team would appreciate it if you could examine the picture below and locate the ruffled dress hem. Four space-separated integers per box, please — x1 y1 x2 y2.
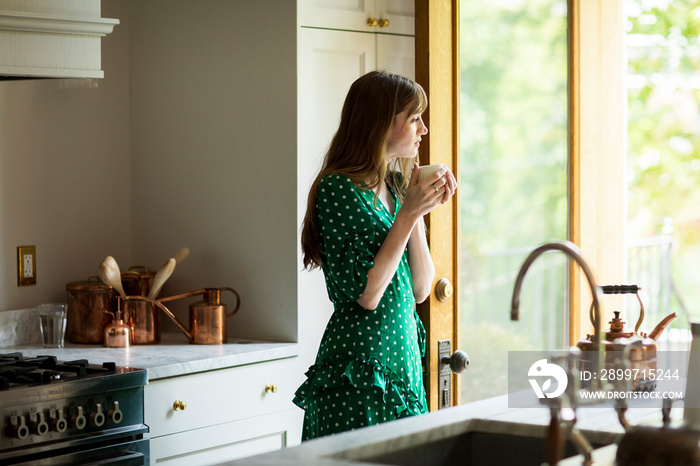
293 355 425 419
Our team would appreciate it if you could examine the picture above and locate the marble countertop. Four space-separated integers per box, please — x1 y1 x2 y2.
220 394 682 466
5 334 299 380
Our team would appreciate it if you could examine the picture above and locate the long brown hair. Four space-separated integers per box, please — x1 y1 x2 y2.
301 71 428 270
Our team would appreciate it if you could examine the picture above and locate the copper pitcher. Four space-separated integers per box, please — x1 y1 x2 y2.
159 288 240 344
125 288 240 345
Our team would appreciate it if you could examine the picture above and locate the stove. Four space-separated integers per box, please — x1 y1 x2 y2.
0 352 149 465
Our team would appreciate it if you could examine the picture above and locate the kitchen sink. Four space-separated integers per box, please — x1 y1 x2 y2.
328 418 618 466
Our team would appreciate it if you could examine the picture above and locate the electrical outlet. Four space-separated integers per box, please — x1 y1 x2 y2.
17 245 36 286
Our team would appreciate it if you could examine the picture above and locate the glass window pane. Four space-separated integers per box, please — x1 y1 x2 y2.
625 0 700 350
459 0 569 403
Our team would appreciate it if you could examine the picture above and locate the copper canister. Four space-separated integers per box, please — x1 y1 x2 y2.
66 277 116 344
121 298 160 344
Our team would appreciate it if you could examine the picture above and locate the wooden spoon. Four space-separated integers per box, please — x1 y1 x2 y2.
173 247 189 265
148 258 176 299
99 256 127 300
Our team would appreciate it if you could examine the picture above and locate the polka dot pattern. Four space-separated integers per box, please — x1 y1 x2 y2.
294 174 428 441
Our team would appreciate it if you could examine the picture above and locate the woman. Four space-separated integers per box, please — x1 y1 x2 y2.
294 70 457 440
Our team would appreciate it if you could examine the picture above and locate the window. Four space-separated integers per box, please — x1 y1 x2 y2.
459 0 569 403
455 0 629 403
625 0 700 348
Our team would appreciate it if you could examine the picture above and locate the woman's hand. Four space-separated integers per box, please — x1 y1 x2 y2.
401 164 457 220
433 165 458 204
356 164 456 310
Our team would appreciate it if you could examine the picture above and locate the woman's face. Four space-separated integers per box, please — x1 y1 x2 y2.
385 107 428 160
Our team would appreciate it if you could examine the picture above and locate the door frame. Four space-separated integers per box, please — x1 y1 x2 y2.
415 0 460 411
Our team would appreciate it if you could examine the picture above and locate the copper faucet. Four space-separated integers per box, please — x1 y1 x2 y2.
510 240 603 377
509 241 603 466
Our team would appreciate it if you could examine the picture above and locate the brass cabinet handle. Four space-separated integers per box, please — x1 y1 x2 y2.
172 400 187 411
265 384 278 394
367 17 378 27
378 18 390 28
435 278 453 302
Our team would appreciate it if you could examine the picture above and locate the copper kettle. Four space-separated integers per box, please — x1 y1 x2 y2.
577 285 676 389
155 287 241 345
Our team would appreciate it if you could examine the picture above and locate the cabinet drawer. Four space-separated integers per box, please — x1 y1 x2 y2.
149 409 302 466
145 358 297 438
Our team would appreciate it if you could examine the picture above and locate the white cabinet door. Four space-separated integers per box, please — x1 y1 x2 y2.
299 0 413 36
377 33 415 80
300 0 376 31
375 0 415 35
298 27 376 180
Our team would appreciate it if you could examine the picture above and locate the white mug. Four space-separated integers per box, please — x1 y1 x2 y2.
418 164 446 182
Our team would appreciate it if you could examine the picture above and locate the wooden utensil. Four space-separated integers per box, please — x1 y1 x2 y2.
148 258 176 299
173 247 189 265
99 256 127 300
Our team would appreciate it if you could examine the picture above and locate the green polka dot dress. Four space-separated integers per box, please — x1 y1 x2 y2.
294 174 429 440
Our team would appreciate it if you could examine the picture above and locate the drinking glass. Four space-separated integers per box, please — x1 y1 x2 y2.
38 303 68 348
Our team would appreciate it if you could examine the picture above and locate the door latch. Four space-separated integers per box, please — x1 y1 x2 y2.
438 340 452 409
438 339 470 409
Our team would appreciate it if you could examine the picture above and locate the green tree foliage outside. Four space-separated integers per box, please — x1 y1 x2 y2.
459 0 569 403
626 0 700 321
458 0 699 403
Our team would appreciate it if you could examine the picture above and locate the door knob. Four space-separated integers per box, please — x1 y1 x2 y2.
442 350 470 374
438 340 469 409
435 278 453 302
367 17 378 27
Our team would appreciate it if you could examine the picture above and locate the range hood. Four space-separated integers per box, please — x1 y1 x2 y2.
0 0 119 79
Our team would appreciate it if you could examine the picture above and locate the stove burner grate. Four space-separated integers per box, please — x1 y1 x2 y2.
0 353 118 391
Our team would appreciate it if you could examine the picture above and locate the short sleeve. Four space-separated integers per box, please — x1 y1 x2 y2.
317 174 376 303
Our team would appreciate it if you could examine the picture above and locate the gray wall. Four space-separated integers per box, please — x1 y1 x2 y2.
0 0 298 343
0 1 132 311
129 0 297 342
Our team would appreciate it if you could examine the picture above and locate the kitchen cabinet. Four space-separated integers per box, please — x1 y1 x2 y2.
297 0 415 192
299 0 415 77
146 357 302 465
299 0 414 36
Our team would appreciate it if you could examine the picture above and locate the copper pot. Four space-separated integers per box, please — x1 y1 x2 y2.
120 298 160 344
121 266 156 297
66 277 116 344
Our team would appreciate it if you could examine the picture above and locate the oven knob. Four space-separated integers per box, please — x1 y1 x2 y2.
10 415 29 440
108 401 123 424
72 406 87 430
31 411 49 436
90 403 105 427
50 408 68 433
